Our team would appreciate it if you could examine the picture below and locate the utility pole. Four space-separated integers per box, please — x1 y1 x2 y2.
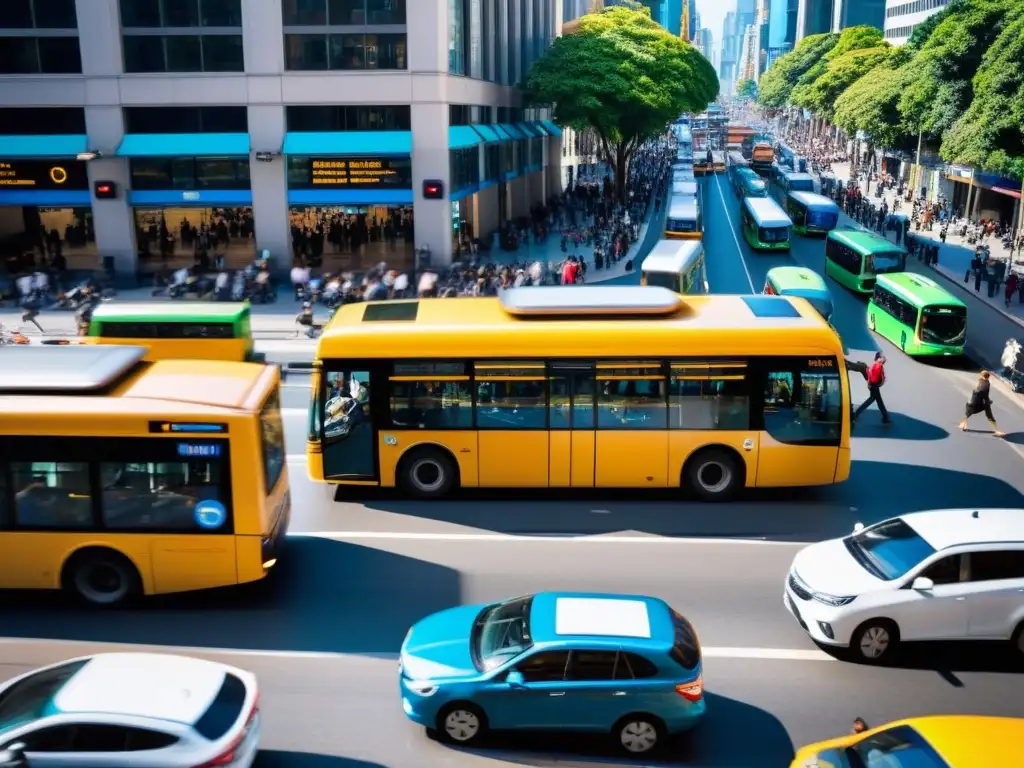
912 130 923 200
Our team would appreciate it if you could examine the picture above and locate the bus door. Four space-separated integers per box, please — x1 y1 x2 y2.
548 365 596 487
755 357 843 487
595 362 668 488
322 364 381 481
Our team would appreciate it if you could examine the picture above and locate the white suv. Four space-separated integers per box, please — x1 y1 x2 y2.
783 508 1024 662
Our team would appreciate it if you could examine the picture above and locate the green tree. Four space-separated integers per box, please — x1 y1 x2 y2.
790 26 885 112
905 0 962 49
736 79 757 100
833 48 913 149
524 5 718 201
757 33 838 110
943 8 1024 179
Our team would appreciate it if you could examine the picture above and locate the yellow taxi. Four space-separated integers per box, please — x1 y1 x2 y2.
790 715 1024 767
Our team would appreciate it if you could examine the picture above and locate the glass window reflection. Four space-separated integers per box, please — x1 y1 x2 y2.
134 206 256 273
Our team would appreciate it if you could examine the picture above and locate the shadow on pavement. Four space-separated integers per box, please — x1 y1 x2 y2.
850 411 949 440
822 640 1024 677
453 692 792 767
351 460 1023 541
0 537 460 657
255 754 387 767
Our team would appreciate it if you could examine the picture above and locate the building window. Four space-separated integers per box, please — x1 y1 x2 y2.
0 36 81 74
123 34 243 71
119 0 243 28
124 106 248 134
0 0 78 29
286 105 411 131
285 32 405 69
0 107 86 135
283 0 406 25
449 0 465 74
129 157 251 190
450 146 480 192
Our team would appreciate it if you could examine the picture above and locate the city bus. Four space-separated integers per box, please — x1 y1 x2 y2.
734 168 768 199
764 266 834 324
87 303 264 362
711 152 726 173
664 195 702 240
727 151 750 183
751 142 774 176
672 180 698 197
776 172 815 195
785 191 840 235
868 273 967 356
641 240 708 294
693 154 710 176
0 345 290 606
306 286 851 501
825 229 907 294
741 197 792 250
673 167 696 183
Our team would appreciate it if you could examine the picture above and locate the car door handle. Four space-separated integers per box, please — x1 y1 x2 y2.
549 691 566 697
613 691 628 696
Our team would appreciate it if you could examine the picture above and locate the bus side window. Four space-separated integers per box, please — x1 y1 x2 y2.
10 462 93 530
761 360 842 445
0 469 9 529
308 367 323 442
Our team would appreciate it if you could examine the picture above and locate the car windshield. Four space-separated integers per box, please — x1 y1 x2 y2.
845 519 937 581
471 595 534 672
845 725 949 768
0 660 88 736
920 305 967 346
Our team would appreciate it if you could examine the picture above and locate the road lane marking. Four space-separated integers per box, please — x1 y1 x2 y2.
288 531 807 546
712 173 755 292
0 638 833 663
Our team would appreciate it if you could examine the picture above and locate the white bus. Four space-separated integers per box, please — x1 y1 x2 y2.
641 240 708 294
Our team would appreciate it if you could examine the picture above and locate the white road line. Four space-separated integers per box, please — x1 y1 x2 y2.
0 637 832 663
712 172 756 293
289 531 807 546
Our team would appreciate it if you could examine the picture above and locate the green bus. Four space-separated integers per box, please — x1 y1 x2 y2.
868 273 967 356
764 266 834 323
785 191 840 235
740 196 792 250
734 168 768 199
825 229 906 294
86 302 264 362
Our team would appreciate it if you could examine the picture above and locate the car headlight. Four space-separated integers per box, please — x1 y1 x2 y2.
405 681 438 696
812 592 856 607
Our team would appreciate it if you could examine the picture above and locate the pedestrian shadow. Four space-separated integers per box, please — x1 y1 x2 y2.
851 411 948 440
995 431 1024 444
255 754 387 767
452 692 793 767
0 537 461 657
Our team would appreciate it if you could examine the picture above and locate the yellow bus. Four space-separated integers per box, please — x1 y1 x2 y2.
0 345 290 606
306 286 851 501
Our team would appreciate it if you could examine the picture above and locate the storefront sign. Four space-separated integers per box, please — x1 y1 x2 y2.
287 156 412 189
0 159 89 191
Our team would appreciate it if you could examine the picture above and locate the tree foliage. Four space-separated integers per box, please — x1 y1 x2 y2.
524 5 717 199
790 27 885 113
832 48 913 147
757 33 838 110
736 79 757 100
943 7 1024 178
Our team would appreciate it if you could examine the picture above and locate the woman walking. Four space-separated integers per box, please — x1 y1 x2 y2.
959 371 1005 437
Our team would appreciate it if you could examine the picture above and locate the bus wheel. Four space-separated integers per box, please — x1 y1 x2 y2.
398 448 458 499
684 448 742 501
63 548 141 608
869 314 876 332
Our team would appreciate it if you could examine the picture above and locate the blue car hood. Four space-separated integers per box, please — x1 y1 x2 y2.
401 604 483 681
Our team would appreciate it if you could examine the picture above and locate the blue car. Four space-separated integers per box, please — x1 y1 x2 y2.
399 591 705 755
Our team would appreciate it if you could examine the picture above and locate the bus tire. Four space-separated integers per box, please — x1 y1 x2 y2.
398 447 458 499
869 314 876 332
62 548 141 608
683 447 743 502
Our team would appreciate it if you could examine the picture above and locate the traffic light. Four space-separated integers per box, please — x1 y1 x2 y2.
422 180 444 199
94 181 117 199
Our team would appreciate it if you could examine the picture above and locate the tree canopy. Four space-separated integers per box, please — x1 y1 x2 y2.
758 33 838 110
524 5 717 198
790 27 885 114
832 48 912 148
736 79 757 100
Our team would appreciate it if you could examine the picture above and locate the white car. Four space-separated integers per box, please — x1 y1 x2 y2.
0 653 260 767
784 508 1024 662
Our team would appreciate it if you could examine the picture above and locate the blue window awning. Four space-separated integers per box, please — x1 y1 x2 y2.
491 125 513 141
517 122 543 138
0 134 88 158
448 125 483 150
540 120 562 137
500 123 527 140
117 133 251 157
283 131 412 156
472 125 501 143
287 189 414 206
128 189 253 206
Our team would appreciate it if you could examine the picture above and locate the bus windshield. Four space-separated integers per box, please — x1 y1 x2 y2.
759 226 789 243
866 251 904 274
807 209 838 229
260 390 286 493
920 305 967 346
644 271 679 290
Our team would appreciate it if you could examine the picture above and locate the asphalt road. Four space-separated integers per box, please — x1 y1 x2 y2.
4 172 1024 766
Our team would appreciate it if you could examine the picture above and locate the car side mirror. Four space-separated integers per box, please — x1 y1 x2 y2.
506 670 526 688
911 576 934 591
853 522 864 532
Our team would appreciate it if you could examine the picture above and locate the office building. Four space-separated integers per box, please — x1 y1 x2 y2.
695 28 713 60
832 0 885 32
0 0 564 281
795 0 832 40
563 0 591 22
884 0 950 45
719 11 738 94
737 23 759 83
767 0 799 63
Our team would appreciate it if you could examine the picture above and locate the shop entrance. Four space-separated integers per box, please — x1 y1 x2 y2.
133 206 256 275
0 206 95 277
288 204 414 272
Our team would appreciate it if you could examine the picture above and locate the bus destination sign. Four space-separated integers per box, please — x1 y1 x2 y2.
0 159 89 191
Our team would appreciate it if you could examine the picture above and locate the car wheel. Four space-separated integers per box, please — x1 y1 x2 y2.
399 448 457 499
614 714 664 755
684 448 742 501
1011 623 1024 658
436 703 487 747
852 619 899 662
63 549 141 607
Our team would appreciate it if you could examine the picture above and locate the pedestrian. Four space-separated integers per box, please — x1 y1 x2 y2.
959 371 1005 437
851 717 870 734
853 352 890 425
1005 273 1018 307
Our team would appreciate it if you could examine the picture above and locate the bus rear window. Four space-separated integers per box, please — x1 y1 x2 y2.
668 610 701 670
668 218 695 232
194 673 247 741
260 390 285 494
759 226 789 243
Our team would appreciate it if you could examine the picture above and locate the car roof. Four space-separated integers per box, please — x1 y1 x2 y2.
529 592 673 651
52 653 230 725
900 509 1024 550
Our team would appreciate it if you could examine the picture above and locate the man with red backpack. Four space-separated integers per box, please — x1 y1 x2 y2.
853 352 891 424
